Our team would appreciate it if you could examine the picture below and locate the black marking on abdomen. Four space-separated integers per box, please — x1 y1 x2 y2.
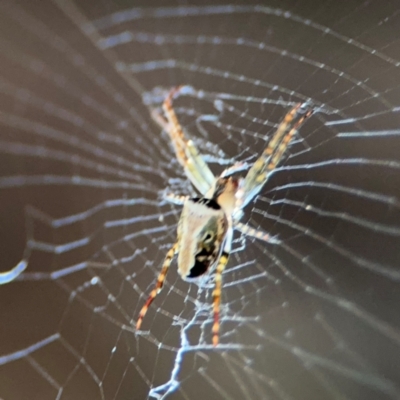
187 248 214 278
191 197 221 210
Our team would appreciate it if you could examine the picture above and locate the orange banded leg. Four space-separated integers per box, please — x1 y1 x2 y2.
263 103 304 157
161 86 215 195
163 86 189 165
261 104 313 178
245 104 303 183
136 243 178 330
239 103 313 208
212 251 230 346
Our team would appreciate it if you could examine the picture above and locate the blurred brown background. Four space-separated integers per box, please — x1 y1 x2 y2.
0 1 400 399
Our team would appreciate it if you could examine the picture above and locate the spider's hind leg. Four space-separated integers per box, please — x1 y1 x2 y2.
151 86 216 196
136 242 178 331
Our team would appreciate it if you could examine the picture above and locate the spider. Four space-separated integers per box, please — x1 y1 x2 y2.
136 86 313 346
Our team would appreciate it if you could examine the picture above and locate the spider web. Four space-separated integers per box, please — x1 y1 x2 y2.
1 1 400 399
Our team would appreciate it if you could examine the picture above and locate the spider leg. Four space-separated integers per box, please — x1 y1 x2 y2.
136 242 178 330
163 192 188 206
238 103 313 208
212 226 233 346
152 86 215 196
220 161 250 178
236 222 281 244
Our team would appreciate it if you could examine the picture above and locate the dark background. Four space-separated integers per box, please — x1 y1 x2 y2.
0 1 400 399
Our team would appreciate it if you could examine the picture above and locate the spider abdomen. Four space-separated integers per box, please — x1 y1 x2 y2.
177 197 228 280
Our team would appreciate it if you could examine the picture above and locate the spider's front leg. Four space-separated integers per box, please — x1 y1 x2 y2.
151 86 215 196
238 103 313 208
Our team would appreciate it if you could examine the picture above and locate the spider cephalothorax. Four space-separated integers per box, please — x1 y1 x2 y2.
137 86 313 346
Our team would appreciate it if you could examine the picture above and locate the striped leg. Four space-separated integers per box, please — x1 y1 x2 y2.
211 225 233 346
236 222 280 244
163 193 188 206
151 86 215 196
212 250 230 346
136 242 178 330
239 103 313 208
